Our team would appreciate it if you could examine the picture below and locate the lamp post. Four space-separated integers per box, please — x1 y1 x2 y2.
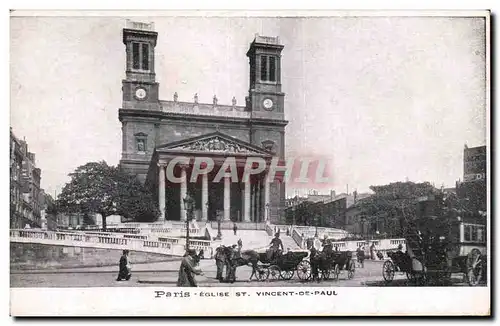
216 214 222 240
183 192 195 250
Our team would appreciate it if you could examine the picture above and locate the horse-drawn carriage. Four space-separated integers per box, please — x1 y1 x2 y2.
383 205 487 286
308 240 356 281
219 245 312 282
257 250 311 281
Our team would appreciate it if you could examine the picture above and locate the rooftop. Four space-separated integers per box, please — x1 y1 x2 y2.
125 20 155 31
254 34 281 45
160 95 249 119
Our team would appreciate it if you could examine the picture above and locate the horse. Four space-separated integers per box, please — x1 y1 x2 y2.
310 248 353 281
219 246 264 281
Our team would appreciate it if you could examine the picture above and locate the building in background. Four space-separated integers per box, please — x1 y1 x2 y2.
10 129 44 229
284 190 371 228
39 190 58 230
456 145 487 214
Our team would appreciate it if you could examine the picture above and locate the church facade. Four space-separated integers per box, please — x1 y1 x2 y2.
118 21 288 223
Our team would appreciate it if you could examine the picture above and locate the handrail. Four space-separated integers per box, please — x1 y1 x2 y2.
10 229 214 258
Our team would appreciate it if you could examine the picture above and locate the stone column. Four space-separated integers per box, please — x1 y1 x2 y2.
251 183 256 222
244 180 251 222
158 164 166 222
255 178 261 223
180 166 187 221
264 173 270 222
223 174 231 221
201 173 208 221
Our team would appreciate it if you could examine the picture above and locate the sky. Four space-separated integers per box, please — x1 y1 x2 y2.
10 14 487 198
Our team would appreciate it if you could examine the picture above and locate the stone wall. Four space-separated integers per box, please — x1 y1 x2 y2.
10 243 175 271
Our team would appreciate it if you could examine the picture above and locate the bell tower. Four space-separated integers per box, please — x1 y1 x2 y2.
122 20 160 111
246 34 285 120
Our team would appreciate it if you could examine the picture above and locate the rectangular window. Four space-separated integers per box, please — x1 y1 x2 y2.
470 226 478 242
464 225 471 242
477 226 484 242
259 55 278 82
141 43 149 70
132 43 140 70
260 56 268 81
269 56 276 82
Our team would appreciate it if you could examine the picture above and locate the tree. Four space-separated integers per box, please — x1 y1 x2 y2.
355 181 441 237
57 161 159 230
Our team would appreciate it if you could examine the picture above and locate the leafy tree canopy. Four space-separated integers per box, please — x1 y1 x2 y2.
56 161 159 229
354 181 441 237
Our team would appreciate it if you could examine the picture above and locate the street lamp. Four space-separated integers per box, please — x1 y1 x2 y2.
216 214 222 240
183 192 195 250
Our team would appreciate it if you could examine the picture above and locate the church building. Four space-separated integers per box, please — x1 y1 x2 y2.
118 21 288 223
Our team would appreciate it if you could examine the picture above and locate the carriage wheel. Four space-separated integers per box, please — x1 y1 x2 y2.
406 271 416 283
383 260 395 283
268 265 281 281
332 264 340 281
467 249 483 286
297 260 311 281
256 266 270 281
280 269 294 280
347 260 356 280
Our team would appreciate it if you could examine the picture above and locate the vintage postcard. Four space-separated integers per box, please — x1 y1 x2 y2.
9 10 490 316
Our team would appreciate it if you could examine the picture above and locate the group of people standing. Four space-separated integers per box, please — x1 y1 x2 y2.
356 242 384 268
215 237 244 283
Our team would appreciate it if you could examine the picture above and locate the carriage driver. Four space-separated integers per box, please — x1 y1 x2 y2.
268 233 284 261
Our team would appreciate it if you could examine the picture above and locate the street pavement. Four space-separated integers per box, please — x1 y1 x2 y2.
13 259 470 288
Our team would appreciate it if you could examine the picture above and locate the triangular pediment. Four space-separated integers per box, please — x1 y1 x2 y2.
156 132 271 156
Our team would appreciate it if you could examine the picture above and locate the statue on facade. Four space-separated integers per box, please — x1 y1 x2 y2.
213 95 218 106
174 92 178 102
194 93 198 104
232 96 237 106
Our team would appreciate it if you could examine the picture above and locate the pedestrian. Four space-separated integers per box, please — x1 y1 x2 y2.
177 249 203 287
237 238 243 251
116 249 131 281
357 246 365 268
233 222 238 236
370 243 376 260
214 245 226 282
225 245 237 283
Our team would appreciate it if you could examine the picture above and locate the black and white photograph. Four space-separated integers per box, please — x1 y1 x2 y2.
9 10 490 316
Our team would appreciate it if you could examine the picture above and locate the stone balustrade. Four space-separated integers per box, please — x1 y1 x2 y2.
10 229 214 259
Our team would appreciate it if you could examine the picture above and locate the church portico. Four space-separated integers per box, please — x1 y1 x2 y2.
146 132 274 223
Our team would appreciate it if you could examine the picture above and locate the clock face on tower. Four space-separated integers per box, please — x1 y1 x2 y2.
135 87 147 100
262 98 274 111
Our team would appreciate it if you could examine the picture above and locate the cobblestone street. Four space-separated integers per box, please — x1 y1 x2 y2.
11 259 471 288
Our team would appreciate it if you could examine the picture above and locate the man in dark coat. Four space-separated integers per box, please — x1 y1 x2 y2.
268 233 284 261
116 250 131 281
356 246 365 268
233 223 238 236
177 249 203 287
310 246 321 283
214 245 226 282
